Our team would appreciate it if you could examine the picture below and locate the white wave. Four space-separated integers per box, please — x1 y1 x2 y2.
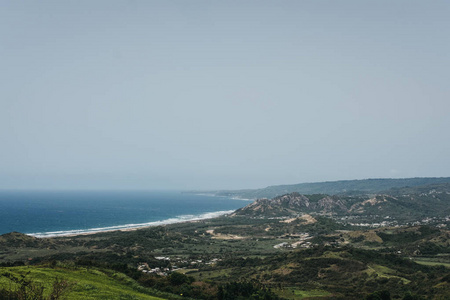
27 210 234 238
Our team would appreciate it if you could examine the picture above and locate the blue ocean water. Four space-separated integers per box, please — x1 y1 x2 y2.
0 190 250 237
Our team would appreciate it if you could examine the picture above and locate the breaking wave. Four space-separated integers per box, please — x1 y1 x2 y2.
28 210 234 238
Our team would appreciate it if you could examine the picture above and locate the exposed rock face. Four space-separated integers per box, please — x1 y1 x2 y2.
348 196 388 213
233 192 349 217
269 193 311 209
231 184 450 220
316 196 347 213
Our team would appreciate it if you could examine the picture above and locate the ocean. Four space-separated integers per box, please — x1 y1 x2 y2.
0 190 250 237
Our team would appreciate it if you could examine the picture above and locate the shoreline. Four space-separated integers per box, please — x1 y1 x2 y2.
26 209 235 238
188 192 254 201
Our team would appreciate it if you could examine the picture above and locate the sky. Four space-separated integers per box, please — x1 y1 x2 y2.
1 1 449 190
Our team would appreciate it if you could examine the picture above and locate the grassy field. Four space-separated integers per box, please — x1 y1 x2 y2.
364 264 411 284
412 259 450 268
0 265 167 300
276 287 332 299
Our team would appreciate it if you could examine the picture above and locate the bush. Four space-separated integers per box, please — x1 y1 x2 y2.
365 290 391 300
0 272 73 300
168 272 194 286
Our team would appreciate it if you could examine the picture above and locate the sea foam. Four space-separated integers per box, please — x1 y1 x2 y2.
28 210 234 238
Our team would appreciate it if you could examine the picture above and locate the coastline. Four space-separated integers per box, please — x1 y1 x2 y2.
188 192 254 201
27 209 235 238
1 190 251 239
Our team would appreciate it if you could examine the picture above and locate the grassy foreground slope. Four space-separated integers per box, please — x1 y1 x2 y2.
0 265 166 300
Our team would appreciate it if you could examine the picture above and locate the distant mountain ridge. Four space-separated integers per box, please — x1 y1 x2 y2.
206 177 450 199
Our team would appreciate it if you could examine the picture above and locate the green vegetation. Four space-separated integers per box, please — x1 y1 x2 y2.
277 288 332 299
217 281 280 299
0 265 166 300
1 181 450 299
412 259 450 268
206 177 450 199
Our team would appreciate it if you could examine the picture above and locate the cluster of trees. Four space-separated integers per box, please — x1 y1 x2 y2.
138 272 217 299
217 281 280 300
208 245 450 299
364 290 425 300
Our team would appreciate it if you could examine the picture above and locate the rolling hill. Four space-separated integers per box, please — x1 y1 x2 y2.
202 177 450 199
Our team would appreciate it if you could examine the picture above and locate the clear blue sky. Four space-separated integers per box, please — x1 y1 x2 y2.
1 1 449 190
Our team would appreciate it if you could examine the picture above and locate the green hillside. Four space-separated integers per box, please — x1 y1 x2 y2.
207 177 450 199
0 265 167 300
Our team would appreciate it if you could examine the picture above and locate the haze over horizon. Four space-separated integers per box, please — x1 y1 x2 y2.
1 1 449 190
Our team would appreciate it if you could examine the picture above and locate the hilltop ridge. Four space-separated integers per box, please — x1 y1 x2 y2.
199 177 450 199
232 182 450 226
